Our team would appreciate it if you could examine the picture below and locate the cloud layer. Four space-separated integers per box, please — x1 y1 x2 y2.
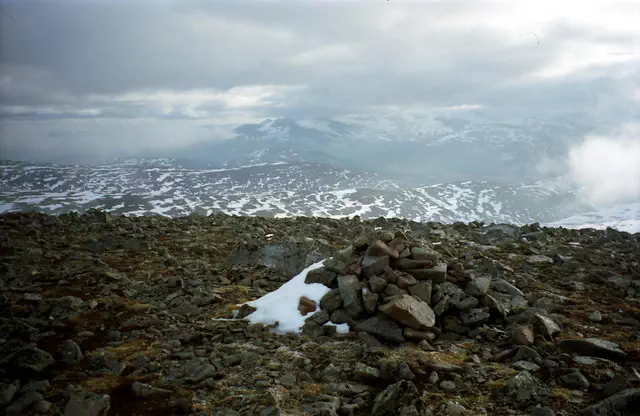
568 123 640 206
1 0 639 161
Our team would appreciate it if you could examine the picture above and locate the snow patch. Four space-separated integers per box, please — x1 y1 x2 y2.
245 260 340 333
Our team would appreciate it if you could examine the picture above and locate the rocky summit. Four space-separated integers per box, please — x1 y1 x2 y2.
1 210 639 416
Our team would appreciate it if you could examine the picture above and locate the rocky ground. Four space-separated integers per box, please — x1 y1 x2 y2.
1 210 639 416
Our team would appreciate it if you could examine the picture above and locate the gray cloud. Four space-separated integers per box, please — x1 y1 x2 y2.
1 0 639 160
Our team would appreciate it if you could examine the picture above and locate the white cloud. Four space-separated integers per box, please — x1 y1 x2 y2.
568 123 640 206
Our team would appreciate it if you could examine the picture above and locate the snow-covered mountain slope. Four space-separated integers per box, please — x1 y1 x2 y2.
547 202 640 233
1 160 589 225
171 113 597 182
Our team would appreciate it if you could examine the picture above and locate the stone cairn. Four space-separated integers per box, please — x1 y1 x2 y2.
299 231 541 345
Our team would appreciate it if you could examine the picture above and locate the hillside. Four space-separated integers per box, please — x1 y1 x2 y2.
0 160 588 225
1 211 639 415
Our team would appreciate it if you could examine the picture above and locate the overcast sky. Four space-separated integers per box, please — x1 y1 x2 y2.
1 0 639 160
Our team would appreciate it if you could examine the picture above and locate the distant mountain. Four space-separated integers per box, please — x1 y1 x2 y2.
0 159 592 225
169 112 599 183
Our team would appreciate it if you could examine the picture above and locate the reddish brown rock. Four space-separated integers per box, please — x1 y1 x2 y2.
298 296 317 316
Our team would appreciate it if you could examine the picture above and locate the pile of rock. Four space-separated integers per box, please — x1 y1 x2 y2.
300 232 541 345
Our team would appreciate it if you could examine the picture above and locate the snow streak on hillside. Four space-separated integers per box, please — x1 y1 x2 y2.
0 160 608 228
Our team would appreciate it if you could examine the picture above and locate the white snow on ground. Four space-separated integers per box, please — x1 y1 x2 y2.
246 260 350 334
547 202 640 233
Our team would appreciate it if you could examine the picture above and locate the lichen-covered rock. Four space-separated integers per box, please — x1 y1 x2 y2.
371 380 419 416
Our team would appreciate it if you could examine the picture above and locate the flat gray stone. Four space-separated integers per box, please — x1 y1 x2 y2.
408 280 432 304
466 277 491 297
380 295 436 329
559 338 627 361
355 314 405 343
362 256 390 277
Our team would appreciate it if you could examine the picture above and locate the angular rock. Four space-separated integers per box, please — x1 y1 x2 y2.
492 278 525 297
504 370 548 406
510 295 529 314
580 388 640 416
393 258 433 270
466 277 491 297
131 382 171 397
308 309 330 325
511 325 535 346
603 374 632 396
64 392 110 416
369 276 388 293
5 391 43 416
560 371 590 390
327 382 370 397
362 288 379 315
531 406 556 416
354 362 380 380
396 274 417 289
384 284 406 297
410 246 441 262
330 309 351 324
338 275 365 318
379 295 436 329
0 381 19 406
320 289 343 313
483 292 511 316
298 296 317 316
371 380 419 416
302 394 340 415
534 313 561 339
305 267 337 287
355 314 405 343
358 331 385 348
512 360 541 372
367 240 399 259
456 296 479 310
514 346 542 364
406 262 447 283
588 310 603 322
61 340 84 365
408 281 432 304
398 362 415 380
559 338 627 361
403 327 437 342
443 315 465 334
440 380 456 391
9 347 55 375
362 256 390 277
324 257 349 274
527 255 553 264
461 308 491 326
